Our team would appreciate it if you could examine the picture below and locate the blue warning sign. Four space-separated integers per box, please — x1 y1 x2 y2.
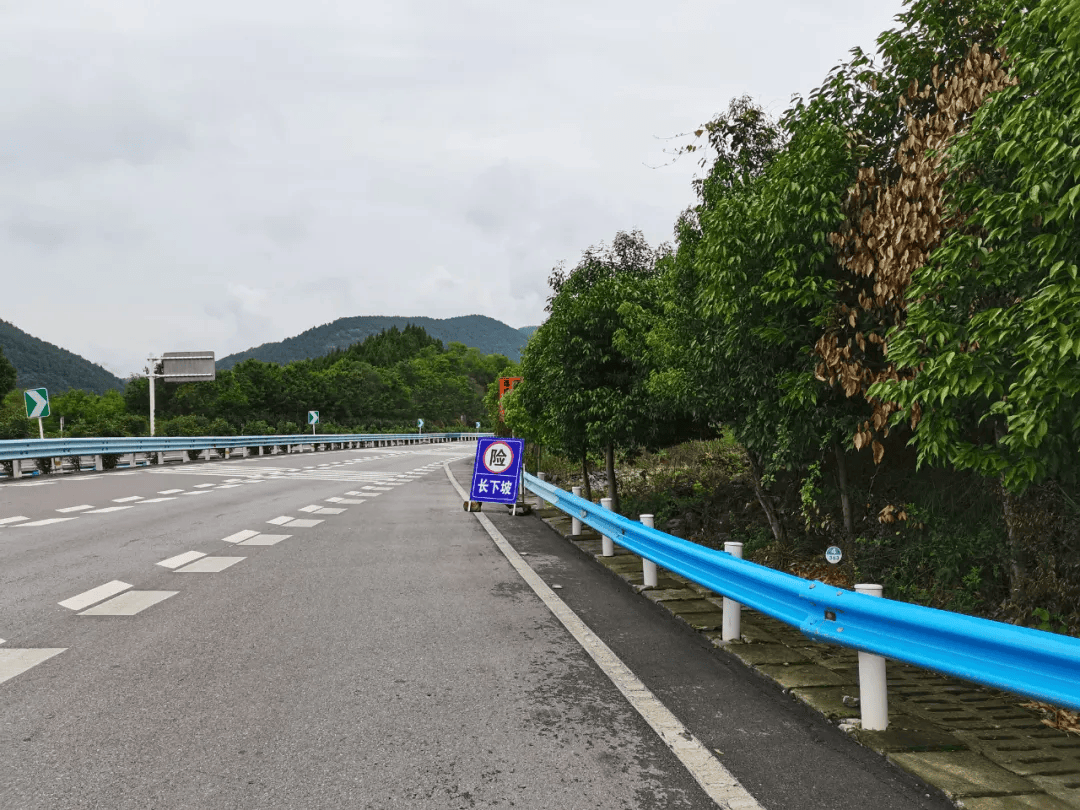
470 437 524 504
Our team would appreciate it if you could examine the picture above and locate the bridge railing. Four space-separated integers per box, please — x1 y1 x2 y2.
525 471 1080 717
1 432 490 477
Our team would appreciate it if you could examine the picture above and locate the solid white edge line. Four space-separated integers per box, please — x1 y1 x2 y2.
442 464 763 810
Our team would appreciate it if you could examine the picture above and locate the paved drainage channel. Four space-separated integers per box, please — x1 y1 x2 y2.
519 494 1080 810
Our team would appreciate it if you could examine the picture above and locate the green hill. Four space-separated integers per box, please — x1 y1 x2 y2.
218 314 532 369
0 318 125 395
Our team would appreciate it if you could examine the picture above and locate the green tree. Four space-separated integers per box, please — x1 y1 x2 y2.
0 345 16 397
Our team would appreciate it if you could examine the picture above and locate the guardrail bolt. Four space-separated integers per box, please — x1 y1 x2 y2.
600 498 615 557
640 515 658 587
722 542 744 641
855 583 888 730
571 487 583 536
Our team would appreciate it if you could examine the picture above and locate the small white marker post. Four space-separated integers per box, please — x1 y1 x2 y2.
722 541 744 641
600 497 614 557
640 515 658 588
571 487 583 536
856 583 888 730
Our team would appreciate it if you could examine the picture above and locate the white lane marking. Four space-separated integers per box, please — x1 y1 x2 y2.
56 505 94 513
194 483 216 488
174 556 245 573
137 497 177 503
221 529 260 544
313 507 346 515
182 491 210 496
157 489 184 495
113 496 143 503
59 580 132 611
85 506 134 514
267 516 293 525
442 465 764 810
0 516 30 525
324 497 343 503
343 491 377 497
79 591 176 615
216 484 241 489
0 649 66 685
158 551 207 569
19 518 78 527
334 499 369 505
238 534 290 546
298 505 322 513
282 518 322 528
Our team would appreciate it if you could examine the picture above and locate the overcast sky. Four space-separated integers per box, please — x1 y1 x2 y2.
2 1 905 378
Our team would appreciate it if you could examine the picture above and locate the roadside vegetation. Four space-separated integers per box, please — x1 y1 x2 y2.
493 0 1080 634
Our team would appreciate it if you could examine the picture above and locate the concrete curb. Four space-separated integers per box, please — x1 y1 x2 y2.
528 497 1080 810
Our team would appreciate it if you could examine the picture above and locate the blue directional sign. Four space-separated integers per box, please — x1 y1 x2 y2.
470 437 524 504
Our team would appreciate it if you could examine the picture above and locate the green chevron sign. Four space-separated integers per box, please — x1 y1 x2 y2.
24 388 50 419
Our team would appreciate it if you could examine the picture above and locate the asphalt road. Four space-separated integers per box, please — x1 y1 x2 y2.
0 443 952 809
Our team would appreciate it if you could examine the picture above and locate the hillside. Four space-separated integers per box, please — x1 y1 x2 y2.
0 318 125 395
218 314 531 368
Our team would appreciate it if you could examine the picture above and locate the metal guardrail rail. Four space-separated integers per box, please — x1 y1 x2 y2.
525 472 1080 713
0 432 490 463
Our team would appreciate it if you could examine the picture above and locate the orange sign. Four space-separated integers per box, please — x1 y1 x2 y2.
498 377 522 420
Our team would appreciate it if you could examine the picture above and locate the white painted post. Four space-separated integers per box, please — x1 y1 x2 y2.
856 583 889 731
640 515 658 587
571 486 583 536
129 452 137 469
12 458 22 478
94 454 104 472
601 497 614 557
259 446 264 456
180 450 188 463
155 452 163 465
537 472 546 481
722 542 744 641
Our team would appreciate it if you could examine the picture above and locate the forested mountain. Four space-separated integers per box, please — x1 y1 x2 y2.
218 314 531 368
0 318 124 395
518 325 539 339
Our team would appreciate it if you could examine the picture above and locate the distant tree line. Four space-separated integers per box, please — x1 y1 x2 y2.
0 325 504 440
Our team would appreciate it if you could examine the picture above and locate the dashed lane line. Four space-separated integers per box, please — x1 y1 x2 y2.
281 518 323 528
85 506 133 514
56 504 94 513
174 556 245 573
113 496 143 503
78 591 177 615
158 489 185 495
237 533 290 546
266 516 292 526
443 464 764 810
0 516 30 525
0 649 66 686
59 580 132 611
221 529 261 544
137 497 177 503
19 518 78 527
157 551 207 569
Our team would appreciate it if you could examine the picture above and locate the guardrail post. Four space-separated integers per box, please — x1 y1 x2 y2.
571 487 583 536
722 542 744 641
640 515 658 587
856 583 889 731
12 458 22 478
94 454 104 472
601 497 614 557
128 452 137 469
156 452 163 465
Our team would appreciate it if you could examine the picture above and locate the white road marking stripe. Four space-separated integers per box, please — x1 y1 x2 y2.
334 499 369 505
443 465 764 810
157 489 184 494
79 591 176 615
282 518 322 528
56 505 94 513
182 491 209 496
238 534 290 546
85 506 134 513
0 516 30 525
60 580 132 611
298 505 322 513
175 556 245 573
221 529 260 544
324 497 343 502
113 496 143 503
137 497 177 503
267 516 293 525
0 649 66 686
216 484 241 489
194 483 216 488
158 551 207 569
343 491 377 496
19 518 78 527
314 507 346 515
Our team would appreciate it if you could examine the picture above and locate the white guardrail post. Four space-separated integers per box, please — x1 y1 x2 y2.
600 497 614 556
722 541 744 641
640 515 658 587
571 487 583 536
856 583 889 730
